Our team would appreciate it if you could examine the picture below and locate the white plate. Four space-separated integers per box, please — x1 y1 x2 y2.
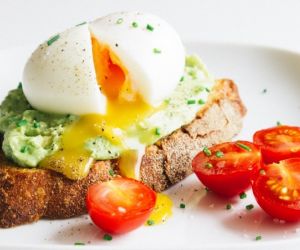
1 42 300 250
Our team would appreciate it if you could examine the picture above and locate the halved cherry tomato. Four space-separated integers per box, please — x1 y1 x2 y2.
253 126 300 164
252 158 300 221
86 178 156 234
192 141 261 197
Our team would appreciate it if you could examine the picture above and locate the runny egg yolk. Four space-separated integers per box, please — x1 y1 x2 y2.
40 37 155 180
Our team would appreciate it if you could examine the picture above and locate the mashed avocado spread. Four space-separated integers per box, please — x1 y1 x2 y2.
0 56 214 170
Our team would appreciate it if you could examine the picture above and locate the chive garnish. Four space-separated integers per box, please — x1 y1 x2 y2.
132 21 138 28
246 204 254 210
47 34 60 46
108 169 114 176
147 219 155 226
187 99 196 105
153 48 161 54
203 146 212 156
226 204 232 210
255 235 262 241
215 151 224 158
33 121 40 128
262 89 267 94
74 242 85 246
198 99 205 105
146 24 154 31
103 234 113 241
76 21 87 26
276 121 282 126
180 76 184 82
205 87 210 93
239 192 247 199
179 203 186 209
116 18 123 24
236 142 252 152
18 82 22 89
155 127 161 136
20 145 29 153
204 162 213 169
16 119 28 127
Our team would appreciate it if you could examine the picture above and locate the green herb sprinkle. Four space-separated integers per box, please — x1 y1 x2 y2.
47 34 60 46
236 142 252 152
146 24 154 31
103 234 113 241
246 204 254 210
239 192 247 199
179 203 186 209
203 146 212 156
215 151 224 158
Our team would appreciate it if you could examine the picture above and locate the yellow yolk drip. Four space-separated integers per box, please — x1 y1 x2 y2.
40 37 154 180
147 193 173 225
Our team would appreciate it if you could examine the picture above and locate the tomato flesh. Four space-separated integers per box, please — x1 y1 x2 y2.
252 158 300 221
86 178 156 234
253 126 300 164
192 141 261 197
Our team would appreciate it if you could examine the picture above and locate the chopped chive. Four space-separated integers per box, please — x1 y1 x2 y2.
226 204 232 210
132 21 138 28
20 145 29 153
246 204 254 210
146 24 154 31
76 21 87 26
203 146 212 156
239 192 247 199
215 151 224 158
276 121 282 126
205 87 210 93
33 121 40 128
153 48 161 54
204 162 213 169
18 82 22 89
155 127 161 136
147 219 155 226
187 99 196 105
180 76 184 82
198 99 205 105
236 142 252 152
108 169 114 176
103 234 113 241
116 18 123 24
262 89 267 94
47 34 60 46
16 119 28 127
188 71 197 79
74 242 85 246
164 98 170 104
255 235 262 241
179 203 186 209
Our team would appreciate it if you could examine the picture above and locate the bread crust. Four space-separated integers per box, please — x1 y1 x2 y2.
0 79 246 227
140 79 246 191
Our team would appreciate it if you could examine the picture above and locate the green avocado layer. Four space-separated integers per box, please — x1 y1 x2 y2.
0 55 214 168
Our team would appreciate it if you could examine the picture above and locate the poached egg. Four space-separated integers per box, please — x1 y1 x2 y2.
22 11 186 180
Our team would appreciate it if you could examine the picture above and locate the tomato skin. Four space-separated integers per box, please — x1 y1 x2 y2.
86 178 156 234
252 158 300 222
192 141 261 197
253 126 300 164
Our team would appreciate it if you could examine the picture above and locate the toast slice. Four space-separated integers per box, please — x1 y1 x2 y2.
0 79 246 228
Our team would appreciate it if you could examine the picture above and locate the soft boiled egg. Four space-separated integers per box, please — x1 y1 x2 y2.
22 12 185 116
21 12 185 180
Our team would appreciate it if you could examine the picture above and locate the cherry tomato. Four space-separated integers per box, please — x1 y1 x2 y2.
253 126 300 164
86 178 156 234
192 141 261 197
252 158 300 221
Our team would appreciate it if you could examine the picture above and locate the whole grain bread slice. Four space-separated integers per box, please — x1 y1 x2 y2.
0 79 246 228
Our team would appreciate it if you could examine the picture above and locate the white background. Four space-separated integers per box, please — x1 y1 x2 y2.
0 0 300 52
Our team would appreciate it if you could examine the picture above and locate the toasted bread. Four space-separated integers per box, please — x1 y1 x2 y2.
0 79 246 228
